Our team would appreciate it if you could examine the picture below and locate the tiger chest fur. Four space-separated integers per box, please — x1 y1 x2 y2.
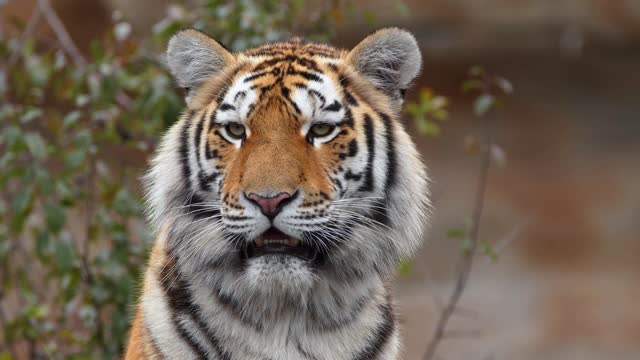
125 27 431 360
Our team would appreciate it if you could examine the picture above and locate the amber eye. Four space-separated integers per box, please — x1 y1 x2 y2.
309 123 336 138
225 122 246 140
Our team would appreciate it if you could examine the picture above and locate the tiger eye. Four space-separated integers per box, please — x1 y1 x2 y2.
225 123 246 139
310 123 335 138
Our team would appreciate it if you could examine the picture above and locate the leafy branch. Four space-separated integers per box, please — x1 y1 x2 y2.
422 67 513 360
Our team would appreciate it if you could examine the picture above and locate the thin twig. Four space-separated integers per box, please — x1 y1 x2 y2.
7 4 42 66
442 328 483 339
422 116 493 360
37 0 87 66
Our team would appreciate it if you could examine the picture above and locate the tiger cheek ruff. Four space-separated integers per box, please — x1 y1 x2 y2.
125 27 431 360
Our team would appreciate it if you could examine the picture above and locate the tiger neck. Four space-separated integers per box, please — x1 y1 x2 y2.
142 240 398 359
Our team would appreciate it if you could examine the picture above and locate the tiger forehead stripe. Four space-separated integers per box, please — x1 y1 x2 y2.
244 37 342 59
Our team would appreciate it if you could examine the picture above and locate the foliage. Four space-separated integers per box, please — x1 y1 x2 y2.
0 1 347 358
405 88 448 137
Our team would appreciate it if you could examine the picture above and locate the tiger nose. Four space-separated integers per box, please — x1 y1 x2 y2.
245 192 294 218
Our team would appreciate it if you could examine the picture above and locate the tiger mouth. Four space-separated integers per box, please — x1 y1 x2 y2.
243 227 317 261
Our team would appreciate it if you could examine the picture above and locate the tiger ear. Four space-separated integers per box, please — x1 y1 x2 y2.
347 28 422 104
166 29 235 101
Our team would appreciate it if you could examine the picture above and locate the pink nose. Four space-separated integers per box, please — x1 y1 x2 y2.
246 192 292 218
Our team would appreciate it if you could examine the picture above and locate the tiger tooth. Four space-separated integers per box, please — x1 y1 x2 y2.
256 237 265 247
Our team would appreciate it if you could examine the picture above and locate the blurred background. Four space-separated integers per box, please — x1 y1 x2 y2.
1 0 639 359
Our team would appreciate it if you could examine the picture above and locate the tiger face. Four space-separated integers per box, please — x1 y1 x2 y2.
146 28 430 305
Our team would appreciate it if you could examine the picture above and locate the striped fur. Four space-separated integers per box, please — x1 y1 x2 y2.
126 28 431 360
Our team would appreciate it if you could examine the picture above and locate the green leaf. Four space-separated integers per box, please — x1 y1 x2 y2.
64 150 86 169
398 258 412 274
490 144 507 167
113 189 142 217
461 79 483 93
54 233 75 271
3 125 22 149
461 238 473 255
10 189 33 234
11 188 33 215
63 111 82 128
34 168 55 196
395 1 410 17
481 240 499 261
24 303 48 319
447 228 466 239
45 203 66 234
473 94 495 117
56 181 75 207
74 129 93 149
494 76 514 95
417 120 440 137
21 108 43 123
35 230 51 260
24 133 48 161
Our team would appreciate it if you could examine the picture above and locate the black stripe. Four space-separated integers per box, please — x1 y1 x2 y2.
358 115 375 192
211 286 264 332
343 107 354 128
193 113 212 193
218 103 235 111
308 292 372 331
326 63 339 71
294 57 320 72
233 91 246 102
281 86 302 115
193 113 205 167
205 112 216 161
146 325 166 359
197 171 219 192
344 90 358 106
378 112 397 191
352 302 395 360
185 193 221 221
159 259 210 359
206 148 219 160
244 71 270 82
287 69 322 82
362 111 395 226
295 340 320 360
251 56 287 71
324 100 342 112
344 170 362 181
347 139 358 157
332 176 347 197
180 114 195 192
246 49 286 57
308 89 326 107
160 256 232 360
338 139 358 160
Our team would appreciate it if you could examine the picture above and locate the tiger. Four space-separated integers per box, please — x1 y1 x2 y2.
125 27 431 360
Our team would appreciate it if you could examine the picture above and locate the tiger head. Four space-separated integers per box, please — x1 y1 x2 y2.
146 28 430 306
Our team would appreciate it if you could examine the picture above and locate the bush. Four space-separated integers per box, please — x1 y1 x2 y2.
0 1 348 357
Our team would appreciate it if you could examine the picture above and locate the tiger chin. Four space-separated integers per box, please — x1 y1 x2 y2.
125 27 431 360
